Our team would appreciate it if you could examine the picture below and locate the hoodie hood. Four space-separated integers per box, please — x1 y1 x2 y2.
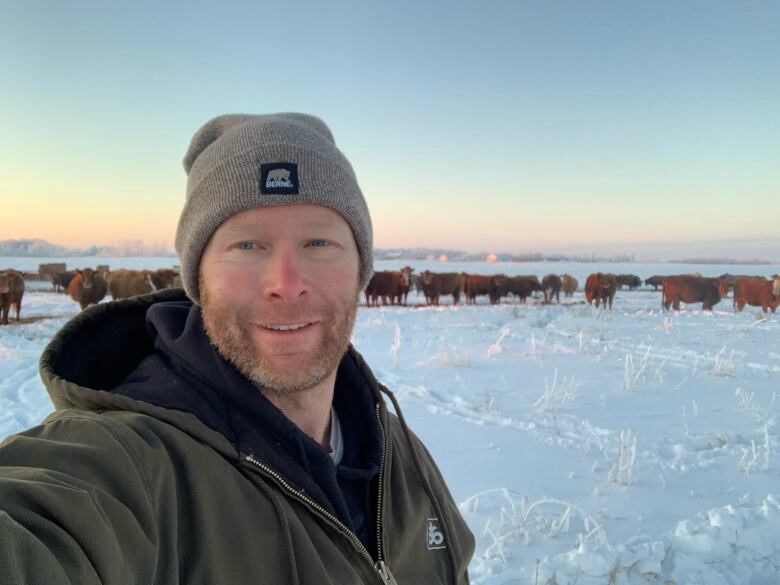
39 289 383 537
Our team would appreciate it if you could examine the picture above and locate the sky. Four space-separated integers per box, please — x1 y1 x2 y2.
1 1 778 259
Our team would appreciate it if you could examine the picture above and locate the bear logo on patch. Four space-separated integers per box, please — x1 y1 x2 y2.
266 168 292 187
260 163 299 195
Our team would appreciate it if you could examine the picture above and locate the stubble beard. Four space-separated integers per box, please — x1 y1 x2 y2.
200 279 359 396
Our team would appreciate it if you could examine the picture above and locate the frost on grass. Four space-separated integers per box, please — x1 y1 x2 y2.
418 337 474 368
738 426 771 475
486 325 511 359
389 322 401 370
607 429 637 486
534 369 579 411
712 346 737 377
459 488 607 575
733 386 765 417
621 346 665 391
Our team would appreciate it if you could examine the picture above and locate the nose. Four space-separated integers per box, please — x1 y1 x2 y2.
261 247 310 302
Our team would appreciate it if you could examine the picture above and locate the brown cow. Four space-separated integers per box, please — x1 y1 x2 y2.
108 269 155 300
419 271 463 306
541 274 562 304
68 268 108 310
364 271 405 307
561 274 578 297
398 266 415 305
718 274 764 296
39 262 67 292
662 276 727 311
108 268 180 300
497 275 540 303
774 275 780 296
733 277 780 313
463 274 504 305
149 268 180 291
585 273 618 309
616 274 641 291
644 275 665 291
49 270 77 293
0 269 25 325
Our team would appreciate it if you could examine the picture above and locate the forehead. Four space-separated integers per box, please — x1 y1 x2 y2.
215 204 351 236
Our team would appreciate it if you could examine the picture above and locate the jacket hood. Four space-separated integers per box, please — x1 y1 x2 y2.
39 289 236 454
39 289 385 530
39 288 385 456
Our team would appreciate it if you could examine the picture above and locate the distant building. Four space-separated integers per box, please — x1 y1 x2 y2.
426 254 435 261
439 254 448 263
486 254 497 263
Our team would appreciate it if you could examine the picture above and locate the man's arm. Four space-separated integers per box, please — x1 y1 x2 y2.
0 412 160 584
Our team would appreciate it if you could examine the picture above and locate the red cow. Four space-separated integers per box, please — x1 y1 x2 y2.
398 266 415 305
585 273 618 309
364 271 405 307
0 270 25 325
734 277 780 313
108 269 155 300
107 268 180 300
662 276 727 311
463 274 504 305
420 271 463 306
68 268 108 310
149 268 180 290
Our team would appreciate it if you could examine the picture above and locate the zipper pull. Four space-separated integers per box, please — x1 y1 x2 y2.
376 560 399 585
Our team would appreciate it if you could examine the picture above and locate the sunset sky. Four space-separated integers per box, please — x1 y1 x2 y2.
2 1 778 258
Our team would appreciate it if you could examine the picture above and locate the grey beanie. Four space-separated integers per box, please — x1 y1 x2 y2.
175 113 373 304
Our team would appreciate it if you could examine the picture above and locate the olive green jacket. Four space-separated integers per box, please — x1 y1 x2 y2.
0 291 474 584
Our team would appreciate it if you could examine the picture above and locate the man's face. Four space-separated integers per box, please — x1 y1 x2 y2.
199 204 361 395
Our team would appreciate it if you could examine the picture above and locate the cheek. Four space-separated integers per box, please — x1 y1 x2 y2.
313 263 360 296
202 268 260 303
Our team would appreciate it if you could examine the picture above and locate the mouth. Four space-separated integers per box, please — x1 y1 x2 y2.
258 321 317 333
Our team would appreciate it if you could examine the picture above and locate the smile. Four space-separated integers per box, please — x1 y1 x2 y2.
260 322 315 332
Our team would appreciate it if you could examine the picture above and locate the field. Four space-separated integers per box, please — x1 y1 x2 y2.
2 258 780 584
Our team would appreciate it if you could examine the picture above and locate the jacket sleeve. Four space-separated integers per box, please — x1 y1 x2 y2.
0 412 161 585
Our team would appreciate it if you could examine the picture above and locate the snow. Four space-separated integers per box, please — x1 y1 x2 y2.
2 258 780 584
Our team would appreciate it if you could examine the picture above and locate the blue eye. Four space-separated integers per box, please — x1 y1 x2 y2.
236 242 257 250
308 239 329 247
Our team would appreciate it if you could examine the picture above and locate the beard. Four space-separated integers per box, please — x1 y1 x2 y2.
200 278 359 396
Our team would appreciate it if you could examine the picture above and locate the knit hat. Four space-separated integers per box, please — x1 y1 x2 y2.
175 113 373 304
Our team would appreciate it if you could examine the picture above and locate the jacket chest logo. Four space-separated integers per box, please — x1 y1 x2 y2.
426 517 446 550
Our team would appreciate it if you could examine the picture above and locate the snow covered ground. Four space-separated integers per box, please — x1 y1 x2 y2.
2 258 780 584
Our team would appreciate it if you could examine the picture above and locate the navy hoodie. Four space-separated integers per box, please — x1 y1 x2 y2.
113 300 382 555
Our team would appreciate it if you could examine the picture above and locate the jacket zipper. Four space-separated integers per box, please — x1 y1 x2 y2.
244 402 396 584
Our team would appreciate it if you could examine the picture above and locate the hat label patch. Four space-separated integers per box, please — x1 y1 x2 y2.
260 163 299 195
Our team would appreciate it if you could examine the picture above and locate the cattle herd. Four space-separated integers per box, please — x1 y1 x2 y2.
364 269 780 314
37 264 183 310
0 264 778 327
0 264 183 324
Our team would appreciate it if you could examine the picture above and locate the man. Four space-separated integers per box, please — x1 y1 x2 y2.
0 113 474 584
